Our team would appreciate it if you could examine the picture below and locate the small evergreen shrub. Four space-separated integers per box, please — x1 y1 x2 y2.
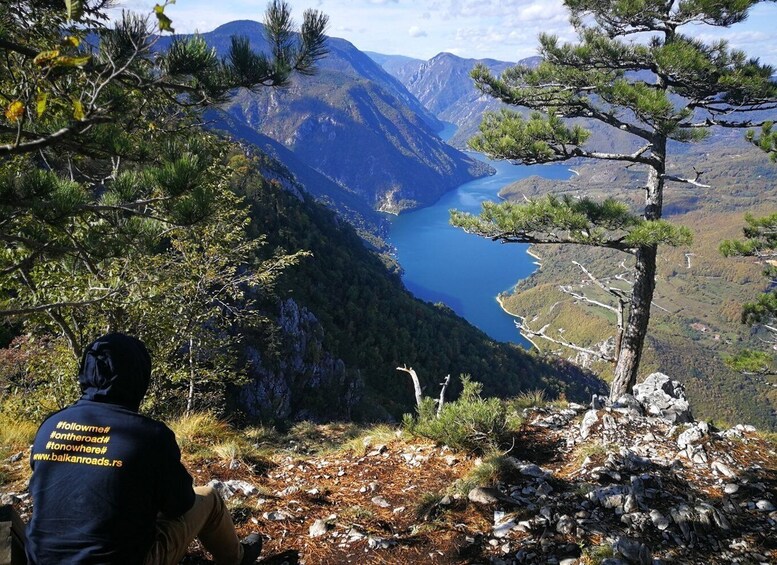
403 375 510 454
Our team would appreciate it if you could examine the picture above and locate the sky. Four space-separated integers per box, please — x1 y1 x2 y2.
125 0 777 65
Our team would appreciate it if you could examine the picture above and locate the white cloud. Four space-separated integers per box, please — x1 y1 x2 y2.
117 0 777 64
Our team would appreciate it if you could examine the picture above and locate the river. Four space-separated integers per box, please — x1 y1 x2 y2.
387 156 570 346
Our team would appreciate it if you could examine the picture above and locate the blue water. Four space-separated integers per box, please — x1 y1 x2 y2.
387 156 571 346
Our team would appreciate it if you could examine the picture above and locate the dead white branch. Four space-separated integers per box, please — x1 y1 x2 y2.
437 374 451 417
517 320 615 363
663 167 711 188
397 365 423 409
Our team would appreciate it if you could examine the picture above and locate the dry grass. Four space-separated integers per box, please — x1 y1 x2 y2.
0 413 37 447
168 412 235 453
512 389 549 410
451 451 515 496
337 424 403 456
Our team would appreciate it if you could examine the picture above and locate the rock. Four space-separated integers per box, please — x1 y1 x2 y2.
580 409 600 439
632 372 693 423
614 536 652 564
468 487 501 504
613 394 644 416
689 445 708 465
591 394 607 409
263 510 293 521
711 461 737 479
534 410 578 429
367 536 395 549
309 518 331 537
276 485 299 497
724 483 739 494
588 485 629 509
371 496 391 508
346 528 366 542
623 494 639 514
366 444 387 457
517 462 548 478
493 518 517 538
755 500 776 512
669 504 695 541
536 482 554 496
556 514 575 535
650 509 669 530
677 422 708 449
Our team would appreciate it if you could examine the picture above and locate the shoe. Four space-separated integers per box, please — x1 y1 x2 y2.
240 533 263 564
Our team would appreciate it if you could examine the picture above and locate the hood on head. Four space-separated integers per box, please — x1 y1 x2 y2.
78 333 152 410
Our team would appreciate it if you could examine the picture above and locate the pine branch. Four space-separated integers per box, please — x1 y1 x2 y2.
0 115 110 156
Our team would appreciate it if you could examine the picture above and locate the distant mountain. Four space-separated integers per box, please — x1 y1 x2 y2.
207 109 388 249
364 52 425 86
372 52 541 148
183 21 491 215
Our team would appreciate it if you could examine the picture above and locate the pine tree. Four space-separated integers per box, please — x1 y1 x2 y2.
451 0 777 399
0 0 328 356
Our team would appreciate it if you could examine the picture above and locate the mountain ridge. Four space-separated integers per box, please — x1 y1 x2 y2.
176 21 491 217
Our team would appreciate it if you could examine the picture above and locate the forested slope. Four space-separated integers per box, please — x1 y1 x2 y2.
231 148 605 420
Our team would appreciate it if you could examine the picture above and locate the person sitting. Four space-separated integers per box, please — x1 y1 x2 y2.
26 333 262 564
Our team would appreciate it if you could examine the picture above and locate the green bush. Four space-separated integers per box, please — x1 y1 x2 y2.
403 375 510 454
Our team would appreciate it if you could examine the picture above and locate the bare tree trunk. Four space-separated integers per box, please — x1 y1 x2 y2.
610 244 657 399
610 145 664 400
187 336 196 414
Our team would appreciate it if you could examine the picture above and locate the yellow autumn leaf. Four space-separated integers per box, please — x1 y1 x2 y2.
33 50 60 66
62 36 81 48
72 99 85 120
54 55 91 67
36 93 48 117
5 101 24 122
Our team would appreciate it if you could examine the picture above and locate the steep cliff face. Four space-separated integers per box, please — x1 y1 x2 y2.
238 299 363 422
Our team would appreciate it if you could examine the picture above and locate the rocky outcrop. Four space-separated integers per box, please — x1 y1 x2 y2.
227 376 774 563
632 372 693 423
238 299 363 422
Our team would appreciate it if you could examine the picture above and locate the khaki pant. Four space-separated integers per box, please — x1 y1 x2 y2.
144 485 244 565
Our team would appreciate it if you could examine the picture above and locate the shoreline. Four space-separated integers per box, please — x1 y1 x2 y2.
526 246 542 267
495 294 541 352
494 245 544 350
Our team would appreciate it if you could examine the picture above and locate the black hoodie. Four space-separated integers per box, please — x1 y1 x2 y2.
27 334 195 564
